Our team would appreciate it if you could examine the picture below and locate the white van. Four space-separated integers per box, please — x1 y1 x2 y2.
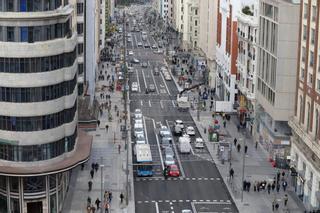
134 123 144 138
178 136 191 154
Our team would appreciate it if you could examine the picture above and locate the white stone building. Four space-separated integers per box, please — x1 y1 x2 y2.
0 0 91 212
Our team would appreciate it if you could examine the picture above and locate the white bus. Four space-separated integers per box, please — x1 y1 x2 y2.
135 144 153 176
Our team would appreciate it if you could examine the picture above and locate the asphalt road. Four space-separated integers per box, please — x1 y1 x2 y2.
124 11 238 213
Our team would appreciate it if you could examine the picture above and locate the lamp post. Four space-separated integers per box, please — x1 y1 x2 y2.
240 138 246 202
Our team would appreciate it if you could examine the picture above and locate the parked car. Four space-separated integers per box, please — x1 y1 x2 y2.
137 42 143 47
154 68 160 75
161 137 172 149
131 58 140 64
128 50 134 55
151 44 157 49
164 73 172 81
164 146 175 157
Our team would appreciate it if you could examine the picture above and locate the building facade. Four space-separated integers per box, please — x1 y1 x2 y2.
0 0 91 212
289 0 320 210
255 0 299 162
198 0 218 88
215 0 241 108
236 1 259 134
76 0 85 95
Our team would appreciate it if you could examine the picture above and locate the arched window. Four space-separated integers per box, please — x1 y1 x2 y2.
307 102 311 131
299 96 303 123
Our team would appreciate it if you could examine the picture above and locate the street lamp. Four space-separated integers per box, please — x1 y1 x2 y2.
240 138 246 202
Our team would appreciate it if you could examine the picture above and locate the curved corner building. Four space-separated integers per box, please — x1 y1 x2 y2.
0 1 92 212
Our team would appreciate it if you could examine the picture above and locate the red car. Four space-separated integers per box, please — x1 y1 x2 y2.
167 165 180 177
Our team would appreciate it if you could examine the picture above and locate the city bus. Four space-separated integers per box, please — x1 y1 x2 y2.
135 144 153 176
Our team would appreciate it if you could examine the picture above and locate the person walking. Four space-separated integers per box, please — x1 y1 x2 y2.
87 197 92 207
118 144 121 154
88 180 93 191
223 120 226 128
95 198 101 209
272 199 276 211
237 144 241 152
267 183 271 194
81 163 85 170
276 184 280 193
105 124 109 132
247 181 251 192
91 205 96 213
94 163 99 172
91 163 95 170
255 141 258 149
229 168 234 179
284 194 288 206
120 193 124 203
97 120 100 127
234 138 237 146
271 182 276 191
282 180 288 191
90 169 94 179
244 145 248 154
108 191 113 203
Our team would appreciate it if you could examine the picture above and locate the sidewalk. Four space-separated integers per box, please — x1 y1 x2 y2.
189 108 306 213
62 62 134 213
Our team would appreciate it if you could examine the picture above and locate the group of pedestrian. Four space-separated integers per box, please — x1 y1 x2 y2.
86 197 101 213
233 138 248 154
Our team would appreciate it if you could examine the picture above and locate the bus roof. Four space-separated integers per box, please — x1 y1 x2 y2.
136 144 152 162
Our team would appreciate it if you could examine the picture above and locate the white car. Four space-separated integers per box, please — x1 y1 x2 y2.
134 109 142 114
134 123 144 138
137 42 143 47
159 125 169 136
128 66 134 73
186 126 195 136
136 133 146 144
151 44 157 49
131 82 139 92
134 119 143 125
195 138 204 149
164 155 175 166
128 50 134 55
175 120 184 129
164 73 172 81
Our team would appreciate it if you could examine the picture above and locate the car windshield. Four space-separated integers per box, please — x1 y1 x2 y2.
170 166 178 171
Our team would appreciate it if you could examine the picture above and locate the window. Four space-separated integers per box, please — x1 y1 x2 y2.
309 73 313 85
316 109 319 139
303 25 307 40
6 27 14 42
301 68 305 80
302 47 306 62
304 3 308 19
310 51 314 67
317 80 320 92
195 9 198 15
311 28 315 44
307 102 311 132
312 5 317 22
299 95 303 124
195 20 198 26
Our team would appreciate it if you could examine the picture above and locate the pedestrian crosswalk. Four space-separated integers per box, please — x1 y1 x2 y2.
135 177 221 181
136 199 231 204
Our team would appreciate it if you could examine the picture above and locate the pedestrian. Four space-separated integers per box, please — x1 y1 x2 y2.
91 163 95 170
255 141 258 149
267 183 271 194
97 120 100 127
234 138 237 146
277 171 281 183
247 181 251 192
271 182 275 191
90 169 94 179
108 191 113 203
282 180 287 191
237 144 241 152
91 205 96 213
237 124 240 132
210 104 213 111
88 180 93 191
94 163 99 172
87 196 92 207
272 199 276 211
104 191 109 200
120 193 124 203
257 182 260 192
105 202 110 213
275 202 279 210
244 145 248 154
223 120 226 128
282 171 285 177
276 184 280 193
284 194 288 206
118 144 121 154
229 168 234 179
81 163 85 170
95 198 101 209
105 124 109 132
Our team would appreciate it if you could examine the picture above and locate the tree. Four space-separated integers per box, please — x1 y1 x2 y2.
242 6 253 16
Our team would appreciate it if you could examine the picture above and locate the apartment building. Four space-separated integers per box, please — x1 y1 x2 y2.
0 0 92 212
198 0 218 88
236 1 259 134
173 0 200 49
289 0 320 210
215 0 241 108
255 0 299 162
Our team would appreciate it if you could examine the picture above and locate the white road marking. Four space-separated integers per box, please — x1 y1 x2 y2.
133 34 137 48
155 202 159 213
160 72 171 95
171 100 176 108
149 100 151 107
160 100 164 109
179 200 183 202
165 120 185 178
154 119 164 170
165 200 170 203
141 69 147 90
151 70 160 94
136 69 141 92
141 100 143 106
143 116 149 144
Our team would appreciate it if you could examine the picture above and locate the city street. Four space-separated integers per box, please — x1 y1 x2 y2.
126 9 238 213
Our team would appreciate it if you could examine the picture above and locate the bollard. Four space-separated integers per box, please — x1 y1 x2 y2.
204 127 207 134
